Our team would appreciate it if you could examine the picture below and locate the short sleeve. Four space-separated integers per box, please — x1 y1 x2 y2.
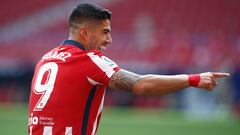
86 52 120 86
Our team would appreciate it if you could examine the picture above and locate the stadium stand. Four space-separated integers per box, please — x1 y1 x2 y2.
0 0 66 26
0 0 239 114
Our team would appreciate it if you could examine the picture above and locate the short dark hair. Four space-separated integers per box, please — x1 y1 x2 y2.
69 3 111 27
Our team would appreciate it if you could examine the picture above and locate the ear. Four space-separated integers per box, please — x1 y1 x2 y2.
79 27 89 41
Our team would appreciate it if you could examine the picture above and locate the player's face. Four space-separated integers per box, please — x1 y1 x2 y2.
88 20 112 52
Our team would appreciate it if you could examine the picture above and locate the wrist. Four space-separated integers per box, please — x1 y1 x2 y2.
188 74 200 87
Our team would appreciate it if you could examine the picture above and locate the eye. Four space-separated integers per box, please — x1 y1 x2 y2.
104 31 108 34
103 29 110 34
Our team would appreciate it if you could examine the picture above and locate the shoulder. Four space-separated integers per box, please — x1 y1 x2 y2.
86 51 119 69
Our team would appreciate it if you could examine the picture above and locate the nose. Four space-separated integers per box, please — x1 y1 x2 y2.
106 34 112 44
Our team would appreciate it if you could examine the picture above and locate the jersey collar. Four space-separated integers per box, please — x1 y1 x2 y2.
62 39 85 50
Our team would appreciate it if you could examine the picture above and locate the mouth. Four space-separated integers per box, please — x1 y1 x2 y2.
99 46 107 51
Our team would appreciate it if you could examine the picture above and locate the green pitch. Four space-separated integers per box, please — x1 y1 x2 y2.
0 103 239 135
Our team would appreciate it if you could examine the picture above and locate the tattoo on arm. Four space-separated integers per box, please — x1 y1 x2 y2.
108 69 142 92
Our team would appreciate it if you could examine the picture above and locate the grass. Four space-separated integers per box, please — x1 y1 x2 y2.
0 103 28 135
98 107 240 135
0 103 239 135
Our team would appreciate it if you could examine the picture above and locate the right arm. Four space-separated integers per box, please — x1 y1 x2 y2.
108 69 230 96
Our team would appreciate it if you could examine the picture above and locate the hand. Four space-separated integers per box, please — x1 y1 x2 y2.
197 72 230 91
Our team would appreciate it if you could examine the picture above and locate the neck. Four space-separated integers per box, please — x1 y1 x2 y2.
68 35 88 50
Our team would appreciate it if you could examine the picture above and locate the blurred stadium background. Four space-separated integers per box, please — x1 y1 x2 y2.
0 0 240 134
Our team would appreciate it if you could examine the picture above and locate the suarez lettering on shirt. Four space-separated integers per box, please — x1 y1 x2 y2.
42 49 72 62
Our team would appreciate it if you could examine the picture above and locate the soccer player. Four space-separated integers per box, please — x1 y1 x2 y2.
28 3 230 135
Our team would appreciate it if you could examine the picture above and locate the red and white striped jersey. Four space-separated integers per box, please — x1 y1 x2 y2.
28 40 120 135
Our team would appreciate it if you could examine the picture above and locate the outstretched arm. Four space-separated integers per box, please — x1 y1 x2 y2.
108 69 230 96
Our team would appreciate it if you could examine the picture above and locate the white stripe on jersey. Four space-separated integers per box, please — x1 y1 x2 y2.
87 52 117 78
87 77 102 85
91 91 105 135
65 127 72 135
29 126 33 135
43 126 52 135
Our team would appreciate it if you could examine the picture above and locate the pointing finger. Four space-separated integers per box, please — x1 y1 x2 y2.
212 72 230 78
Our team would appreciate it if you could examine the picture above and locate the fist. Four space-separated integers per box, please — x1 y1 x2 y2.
197 72 230 91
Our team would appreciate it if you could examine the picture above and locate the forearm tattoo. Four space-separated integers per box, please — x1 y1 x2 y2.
109 69 142 92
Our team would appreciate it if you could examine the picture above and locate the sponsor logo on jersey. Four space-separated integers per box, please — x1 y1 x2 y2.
101 56 118 68
28 113 55 126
